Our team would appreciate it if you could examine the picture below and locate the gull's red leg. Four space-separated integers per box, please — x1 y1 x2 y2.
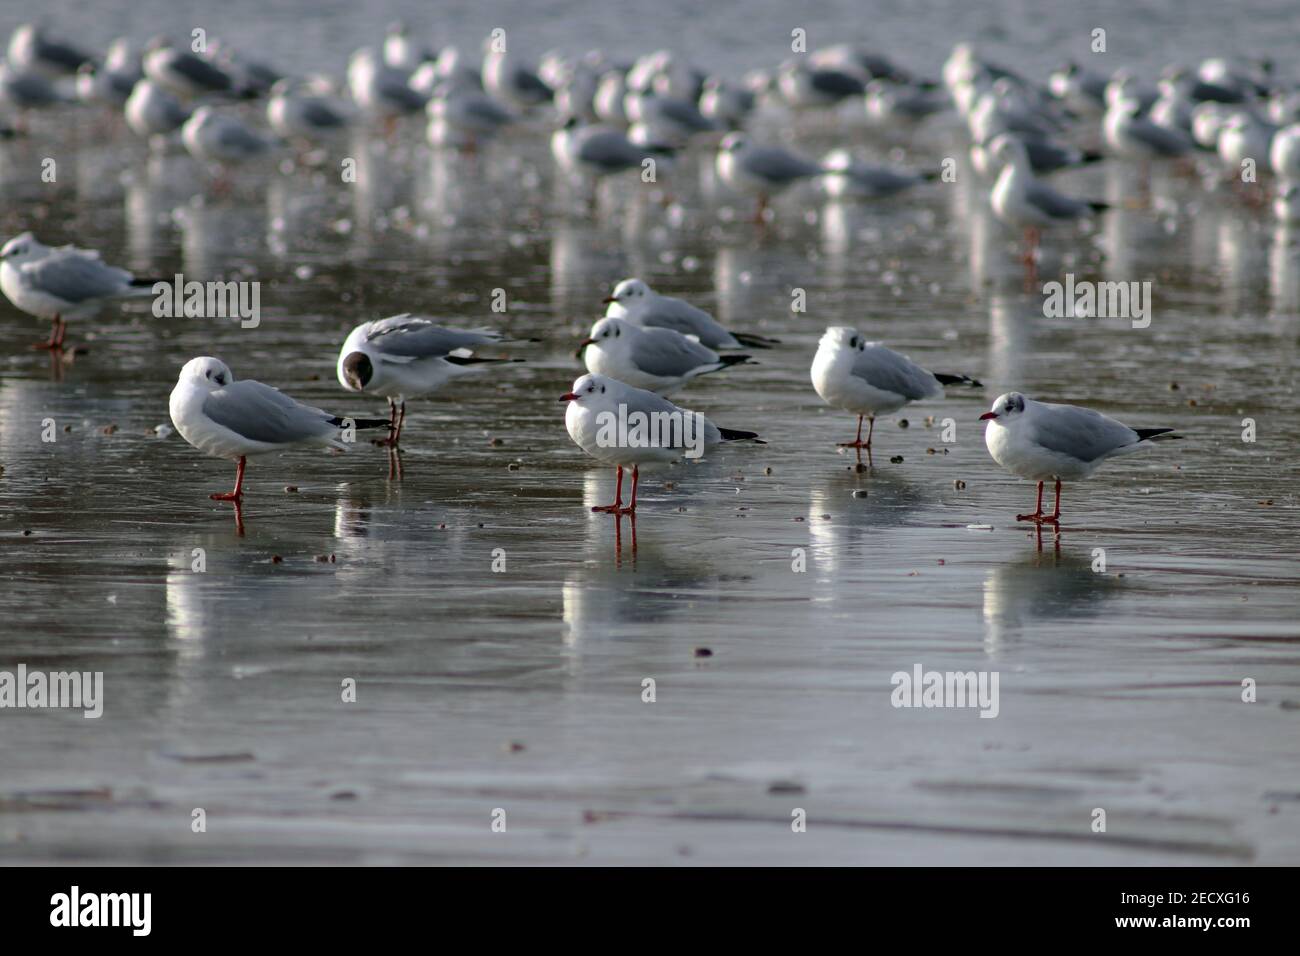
373 399 401 448
592 466 624 513
1017 481 1044 522
624 465 639 515
211 456 246 502
839 415 875 450
1046 480 1062 523
32 315 66 350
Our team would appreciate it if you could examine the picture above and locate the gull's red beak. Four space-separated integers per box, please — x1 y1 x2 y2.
560 392 579 402
601 296 617 303
979 411 997 421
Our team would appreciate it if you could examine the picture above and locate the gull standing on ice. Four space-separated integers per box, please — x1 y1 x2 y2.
603 278 778 349
579 316 753 396
562 372 762 514
980 392 1179 524
170 357 390 502
0 232 157 349
811 326 980 459
337 314 524 447
988 134 1108 260
716 132 823 220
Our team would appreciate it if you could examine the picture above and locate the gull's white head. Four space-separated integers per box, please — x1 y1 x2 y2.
988 133 1028 168
980 391 1027 423
560 372 615 405
819 326 867 351
719 131 748 153
604 278 651 306
583 315 632 348
179 356 234 390
0 232 46 265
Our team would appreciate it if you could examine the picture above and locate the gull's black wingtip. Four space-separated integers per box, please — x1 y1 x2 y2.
934 372 982 388
718 427 764 443
1135 427 1180 442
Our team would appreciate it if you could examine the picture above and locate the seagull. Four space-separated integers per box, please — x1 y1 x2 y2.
864 79 946 125
1216 112 1276 176
819 148 934 199
426 77 514 150
1269 123 1300 180
561 372 762 515
143 38 237 98
337 315 524 447
0 232 158 349
7 23 95 77
698 76 755 129
980 392 1179 524
602 278 778 349
125 80 191 140
1103 98 1196 159
0 59 68 117
579 316 753 396
776 59 864 109
267 77 352 143
347 47 428 123
969 133 1102 179
482 43 552 110
988 134 1108 260
715 132 823 220
811 326 980 458
1048 62 1108 116
182 106 274 172
551 117 666 179
170 357 390 502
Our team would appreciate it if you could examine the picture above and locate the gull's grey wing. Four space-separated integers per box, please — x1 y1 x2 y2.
366 316 502 359
1132 117 1192 156
1023 138 1080 171
378 74 426 111
166 52 233 92
852 345 943 400
746 147 822 183
810 70 864 97
300 98 348 128
22 252 132 302
631 328 719 377
654 96 714 131
634 300 734 347
1028 403 1140 463
216 120 268 154
578 130 643 170
1025 180 1092 219
458 92 512 126
203 380 336 444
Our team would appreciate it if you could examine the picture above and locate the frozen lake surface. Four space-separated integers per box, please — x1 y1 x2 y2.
1 0 1298 864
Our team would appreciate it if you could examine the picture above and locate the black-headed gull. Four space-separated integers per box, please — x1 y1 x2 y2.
811 326 980 458
579 316 753 396
603 278 778 349
337 314 524 447
125 79 191 139
561 372 761 515
182 106 274 170
170 357 389 502
988 134 1108 260
551 117 667 179
267 77 353 143
482 42 552 110
980 392 1179 524
1103 98 1195 159
776 59 864 109
820 148 934 199
715 132 823 220
143 38 237 98
0 233 157 349
7 23 94 77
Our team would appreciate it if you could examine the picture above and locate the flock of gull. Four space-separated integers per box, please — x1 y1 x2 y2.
14 19 1280 528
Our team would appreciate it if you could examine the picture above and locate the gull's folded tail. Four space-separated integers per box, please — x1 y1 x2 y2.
1134 427 1180 442
733 332 781 349
445 355 525 366
718 427 765 443
331 416 391 429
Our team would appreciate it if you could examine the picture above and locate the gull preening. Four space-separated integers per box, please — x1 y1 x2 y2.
0 233 157 349
562 372 762 515
579 316 754 396
603 277 778 349
811 326 980 459
980 392 1180 524
170 357 389 502
337 315 524 447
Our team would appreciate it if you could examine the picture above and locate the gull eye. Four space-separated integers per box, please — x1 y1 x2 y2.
849 336 857 348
